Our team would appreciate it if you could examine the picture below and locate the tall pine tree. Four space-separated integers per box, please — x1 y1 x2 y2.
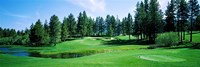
177 0 189 43
188 0 200 42
61 17 69 41
165 0 176 32
67 13 76 37
49 15 61 45
29 19 46 46
77 12 84 37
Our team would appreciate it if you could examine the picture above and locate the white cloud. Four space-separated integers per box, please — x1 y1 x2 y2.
6 13 30 19
67 0 106 12
0 8 30 19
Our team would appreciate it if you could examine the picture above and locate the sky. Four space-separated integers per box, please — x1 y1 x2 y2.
0 0 198 30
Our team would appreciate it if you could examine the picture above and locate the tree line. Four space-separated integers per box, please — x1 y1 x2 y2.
0 0 199 46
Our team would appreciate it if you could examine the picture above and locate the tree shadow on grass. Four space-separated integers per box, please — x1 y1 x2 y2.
65 38 77 41
103 39 151 46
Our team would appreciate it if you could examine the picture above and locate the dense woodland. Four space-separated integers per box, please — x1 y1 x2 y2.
0 0 200 47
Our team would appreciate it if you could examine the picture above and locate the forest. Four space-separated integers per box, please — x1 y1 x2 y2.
0 0 200 47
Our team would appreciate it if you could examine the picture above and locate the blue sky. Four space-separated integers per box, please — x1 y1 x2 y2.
0 0 197 30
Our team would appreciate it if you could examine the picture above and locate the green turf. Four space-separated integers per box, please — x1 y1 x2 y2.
0 34 200 67
185 32 200 42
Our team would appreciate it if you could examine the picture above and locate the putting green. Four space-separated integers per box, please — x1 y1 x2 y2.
139 55 186 62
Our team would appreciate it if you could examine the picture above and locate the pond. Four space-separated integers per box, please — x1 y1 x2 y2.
0 47 29 56
0 47 95 59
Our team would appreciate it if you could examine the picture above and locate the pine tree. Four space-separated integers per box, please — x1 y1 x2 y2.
29 19 45 46
88 17 94 36
138 2 146 40
110 16 116 36
148 0 162 43
116 16 121 36
127 13 133 40
195 15 200 30
106 15 116 37
95 17 101 36
188 0 200 42
177 0 189 43
106 15 112 36
134 1 148 40
0 27 3 37
61 17 69 41
99 17 105 36
43 20 50 45
77 12 84 37
134 2 140 39
83 11 89 36
49 15 61 45
122 18 126 36
67 13 76 37
165 0 176 32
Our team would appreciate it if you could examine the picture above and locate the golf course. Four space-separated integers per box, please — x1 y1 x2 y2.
1 33 200 67
1 0 200 67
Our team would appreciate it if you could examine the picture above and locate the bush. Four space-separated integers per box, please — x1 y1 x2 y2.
156 32 178 47
191 43 200 49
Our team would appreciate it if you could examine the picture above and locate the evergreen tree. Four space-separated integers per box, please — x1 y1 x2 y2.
29 19 45 46
49 15 61 45
195 15 200 30
188 0 200 42
99 17 105 36
95 17 101 36
88 17 94 36
106 15 112 36
122 18 127 36
106 15 116 37
127 13 133 40
134 2 140 39
116 16 121 36
148 0 162 43
165 0 176 32
134 1 148 40
67 13 76 37
61 17 69 41
43 20 50 45
195 15 200 31
143 0 150 39
0 27 3 37
177 0 189 43
83 11 89 36
110 16 116 36
77 12 84 37
138 2 146 40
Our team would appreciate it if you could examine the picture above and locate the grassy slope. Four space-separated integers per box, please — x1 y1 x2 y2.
1 34 200 67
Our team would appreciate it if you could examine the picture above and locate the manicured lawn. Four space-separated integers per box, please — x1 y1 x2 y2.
1 48 200 67
0 34 200 67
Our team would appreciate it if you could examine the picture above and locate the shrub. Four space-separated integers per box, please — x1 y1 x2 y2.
156 32 178 47
191 43 200 49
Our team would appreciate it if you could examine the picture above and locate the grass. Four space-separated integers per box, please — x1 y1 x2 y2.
185 33 200 43
0 34 200 67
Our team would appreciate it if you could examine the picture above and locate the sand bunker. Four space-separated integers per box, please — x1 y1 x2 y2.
139 55 186 62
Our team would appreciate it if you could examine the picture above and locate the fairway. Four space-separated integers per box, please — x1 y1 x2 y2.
1 35 200 67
